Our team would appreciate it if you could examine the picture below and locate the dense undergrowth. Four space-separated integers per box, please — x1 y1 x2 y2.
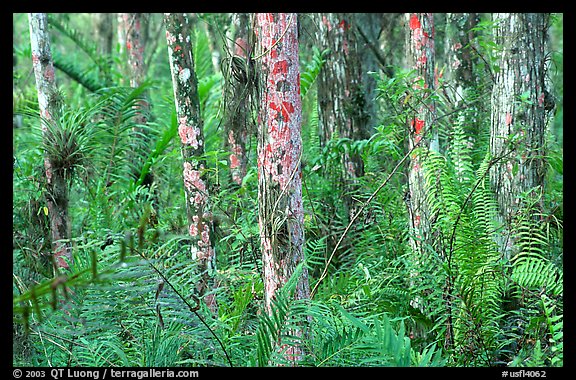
13 13 563 367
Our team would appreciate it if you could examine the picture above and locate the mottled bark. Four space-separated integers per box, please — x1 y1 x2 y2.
119 13 151 182
224 13 250 186
94 13 114 56
490 13 550 259
316 13 371 227
119 12 149 125
443 13 479 183
117 13 127 82
164 13 217 313
28 13 71 270
444 13 478 106
255 12 310 364
317 13 368 177
405 13 438 259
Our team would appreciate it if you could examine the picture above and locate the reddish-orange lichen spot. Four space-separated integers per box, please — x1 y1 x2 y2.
272 60 289 75
270 49 278 59
178 116 200 149
282 101 294 115
234 37 248 57
409 14 421 30
230 153 240 169
414 215 421 228
44 66 55 82
166 31 177 45
338 19 350 31
505 112 513 127
412 117 425 135
297 73 301 94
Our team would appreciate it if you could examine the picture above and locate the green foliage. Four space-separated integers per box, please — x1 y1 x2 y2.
300 47 328 98
48 14 114 90
13 13 562 368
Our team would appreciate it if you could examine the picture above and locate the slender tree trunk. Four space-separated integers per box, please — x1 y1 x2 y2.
119 13 153 186
28 13 71 271
255 13 310 364
443 13 479 183
164 13 217 313
405 13 438 259
444 13 478 105
404 13 439 323
316 13 368 180
117 13 127 84
94 13 114 56
224 13 250 186
490 13 550 259
204 19 222 74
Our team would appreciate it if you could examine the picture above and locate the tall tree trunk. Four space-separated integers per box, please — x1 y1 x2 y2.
94 13 114 56
255 13 310 364
490 13 550 259
316 13 368 180
28 13 71 271
444 13 478 105
119 13 153 185
224 13 250 186
405 13 438 260
404 13 439 324
164 13 217 313
117 13 127 84
315 13 371 265
443 13 479 182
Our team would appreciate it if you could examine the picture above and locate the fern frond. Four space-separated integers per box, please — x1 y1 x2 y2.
300 47 328 98
48 14 113 87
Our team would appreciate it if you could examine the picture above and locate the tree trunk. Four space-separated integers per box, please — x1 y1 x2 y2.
444 13 477 98
404 13 439 323
489 13 550 259
405 13 438 259
28 13 71 271
316 13 368 180
164 13 217 313
443 13 479 182
119 13 152 184
224 13 250 186
93 13 114 56
255 13 310 364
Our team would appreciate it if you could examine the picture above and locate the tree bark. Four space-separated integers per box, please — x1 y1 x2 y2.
405 13 438 260
316 13 369 180
164 13 217 313
94 13 114 56
119 13 152 184
224 13 250 186
490 13 550 259
28 13 71 271
255 13 310 364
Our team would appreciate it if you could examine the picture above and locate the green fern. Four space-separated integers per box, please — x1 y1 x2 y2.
254 262 309 366
47 14 114 89
300 47 328 98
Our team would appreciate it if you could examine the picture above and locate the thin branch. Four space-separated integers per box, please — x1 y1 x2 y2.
311 144 417 298
355 24 394 77
133 246 234 367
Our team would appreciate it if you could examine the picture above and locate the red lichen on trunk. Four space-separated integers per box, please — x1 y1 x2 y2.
255 12 310 364
165 13 216 313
